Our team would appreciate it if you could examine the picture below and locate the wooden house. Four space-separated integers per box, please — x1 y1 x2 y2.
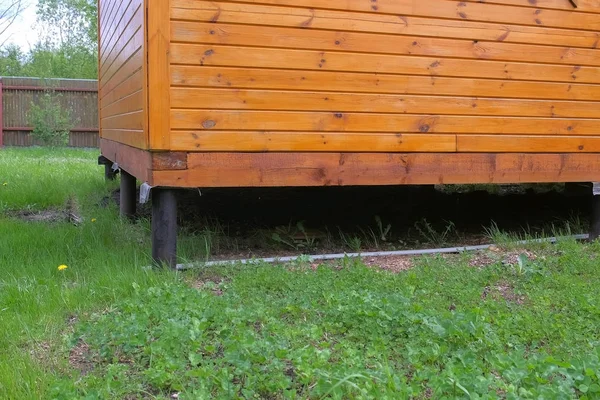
98 0 600 266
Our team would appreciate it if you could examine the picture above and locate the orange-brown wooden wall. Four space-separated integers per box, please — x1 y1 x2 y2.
98 0 146 149
169 0 600 153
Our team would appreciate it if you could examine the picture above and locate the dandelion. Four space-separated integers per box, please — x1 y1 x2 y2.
91 218 97 223
58 265 68 271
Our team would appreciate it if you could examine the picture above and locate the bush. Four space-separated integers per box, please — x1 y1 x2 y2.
28 90 74 147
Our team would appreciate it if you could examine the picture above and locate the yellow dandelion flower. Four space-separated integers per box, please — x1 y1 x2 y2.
58 265 68 271
91 218 97 223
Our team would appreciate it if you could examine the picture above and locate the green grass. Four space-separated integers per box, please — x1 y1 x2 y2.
2 148 600 399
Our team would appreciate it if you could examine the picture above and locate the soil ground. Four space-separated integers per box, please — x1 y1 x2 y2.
107 183 592 261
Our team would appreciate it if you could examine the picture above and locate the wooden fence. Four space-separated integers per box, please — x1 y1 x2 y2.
0 77 99 148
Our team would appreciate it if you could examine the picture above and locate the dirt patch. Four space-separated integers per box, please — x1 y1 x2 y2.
362 255 414 273
482 280 527 305
11 208 68 223
8 196 83 225
69 340 95 375
192 275 230 296
29 341 53 367
469 251 498 268
502 250 538 266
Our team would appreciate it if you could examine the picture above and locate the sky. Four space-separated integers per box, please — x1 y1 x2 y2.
1 0 40 51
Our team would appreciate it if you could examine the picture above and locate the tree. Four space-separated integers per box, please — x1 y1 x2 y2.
0 0 98 79
31 0 98 78
0 0 23 47
0 43 24 75
36 0 97 50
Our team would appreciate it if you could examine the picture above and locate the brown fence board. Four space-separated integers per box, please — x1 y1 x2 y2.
0 77 99 148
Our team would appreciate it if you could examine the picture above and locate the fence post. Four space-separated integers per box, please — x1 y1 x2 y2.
0 78 4 148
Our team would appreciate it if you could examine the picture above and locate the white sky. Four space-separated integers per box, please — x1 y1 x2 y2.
1 0 41 51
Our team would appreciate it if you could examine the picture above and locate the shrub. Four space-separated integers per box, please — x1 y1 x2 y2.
28 90 75 147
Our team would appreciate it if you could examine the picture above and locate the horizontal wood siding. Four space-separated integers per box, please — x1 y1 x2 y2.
99 0 146 149
170 0 600 153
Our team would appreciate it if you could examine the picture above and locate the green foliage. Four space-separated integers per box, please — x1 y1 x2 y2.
36 0 97 50
59 248 600 399
0 44 25 76
3 149 600 399
271 221 318 250
0 0 98 79
414 218 456 246
28 90 75 146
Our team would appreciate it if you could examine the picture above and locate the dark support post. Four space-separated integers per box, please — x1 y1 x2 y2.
98 155 117 181
152 189 178 268
120 170 137 219
591 182 600 241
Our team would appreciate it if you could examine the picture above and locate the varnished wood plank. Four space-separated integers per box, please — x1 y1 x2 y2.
100 5 143 77
171 44 600 85
100 48 143 99
101 138 151 181
101 129 147 149
150 152 600 187
458 0 600 13
102 110 145 130
100 0 141 69
148 0 171 150
171 1 600 49
171 66 600 101
457 135 600 152
153 152 188 170
171 21 600 67
99 0 122 51
100 27 144 88
102 90 144 118
100 69 143 110
171 110 600 135
171 88 600 118
98 0 147 150
169 131 457 152
191 0 600 31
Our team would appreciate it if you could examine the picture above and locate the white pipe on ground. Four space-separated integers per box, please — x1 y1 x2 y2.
175 234 590 271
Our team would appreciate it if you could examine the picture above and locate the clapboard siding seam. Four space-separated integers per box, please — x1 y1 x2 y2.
170 110 600 135
100 47 143 93
169 22 600 68
169 56 600 86
183 0 600 32
100 3 143 71
170 66 600 101
168 131 458 152
170 44 600 84
100 66 143 106
100 26 144 84
99 0 120 41
100 69 144 109
100 0 137 63
100 0 134 57
169 107 600 118
169 84 600 102
170 2 600 50
455 0 600 14
101 109 144 120
169 38 600 69
169 88 600 117
168 19 600 51
101 90 144 117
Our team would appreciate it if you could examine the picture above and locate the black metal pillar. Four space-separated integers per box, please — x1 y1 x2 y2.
152 189 178 268
591 185 600 241
120 170 137 219
98 155 117 181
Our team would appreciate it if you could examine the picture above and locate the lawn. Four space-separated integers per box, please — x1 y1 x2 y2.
1 147 600 399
